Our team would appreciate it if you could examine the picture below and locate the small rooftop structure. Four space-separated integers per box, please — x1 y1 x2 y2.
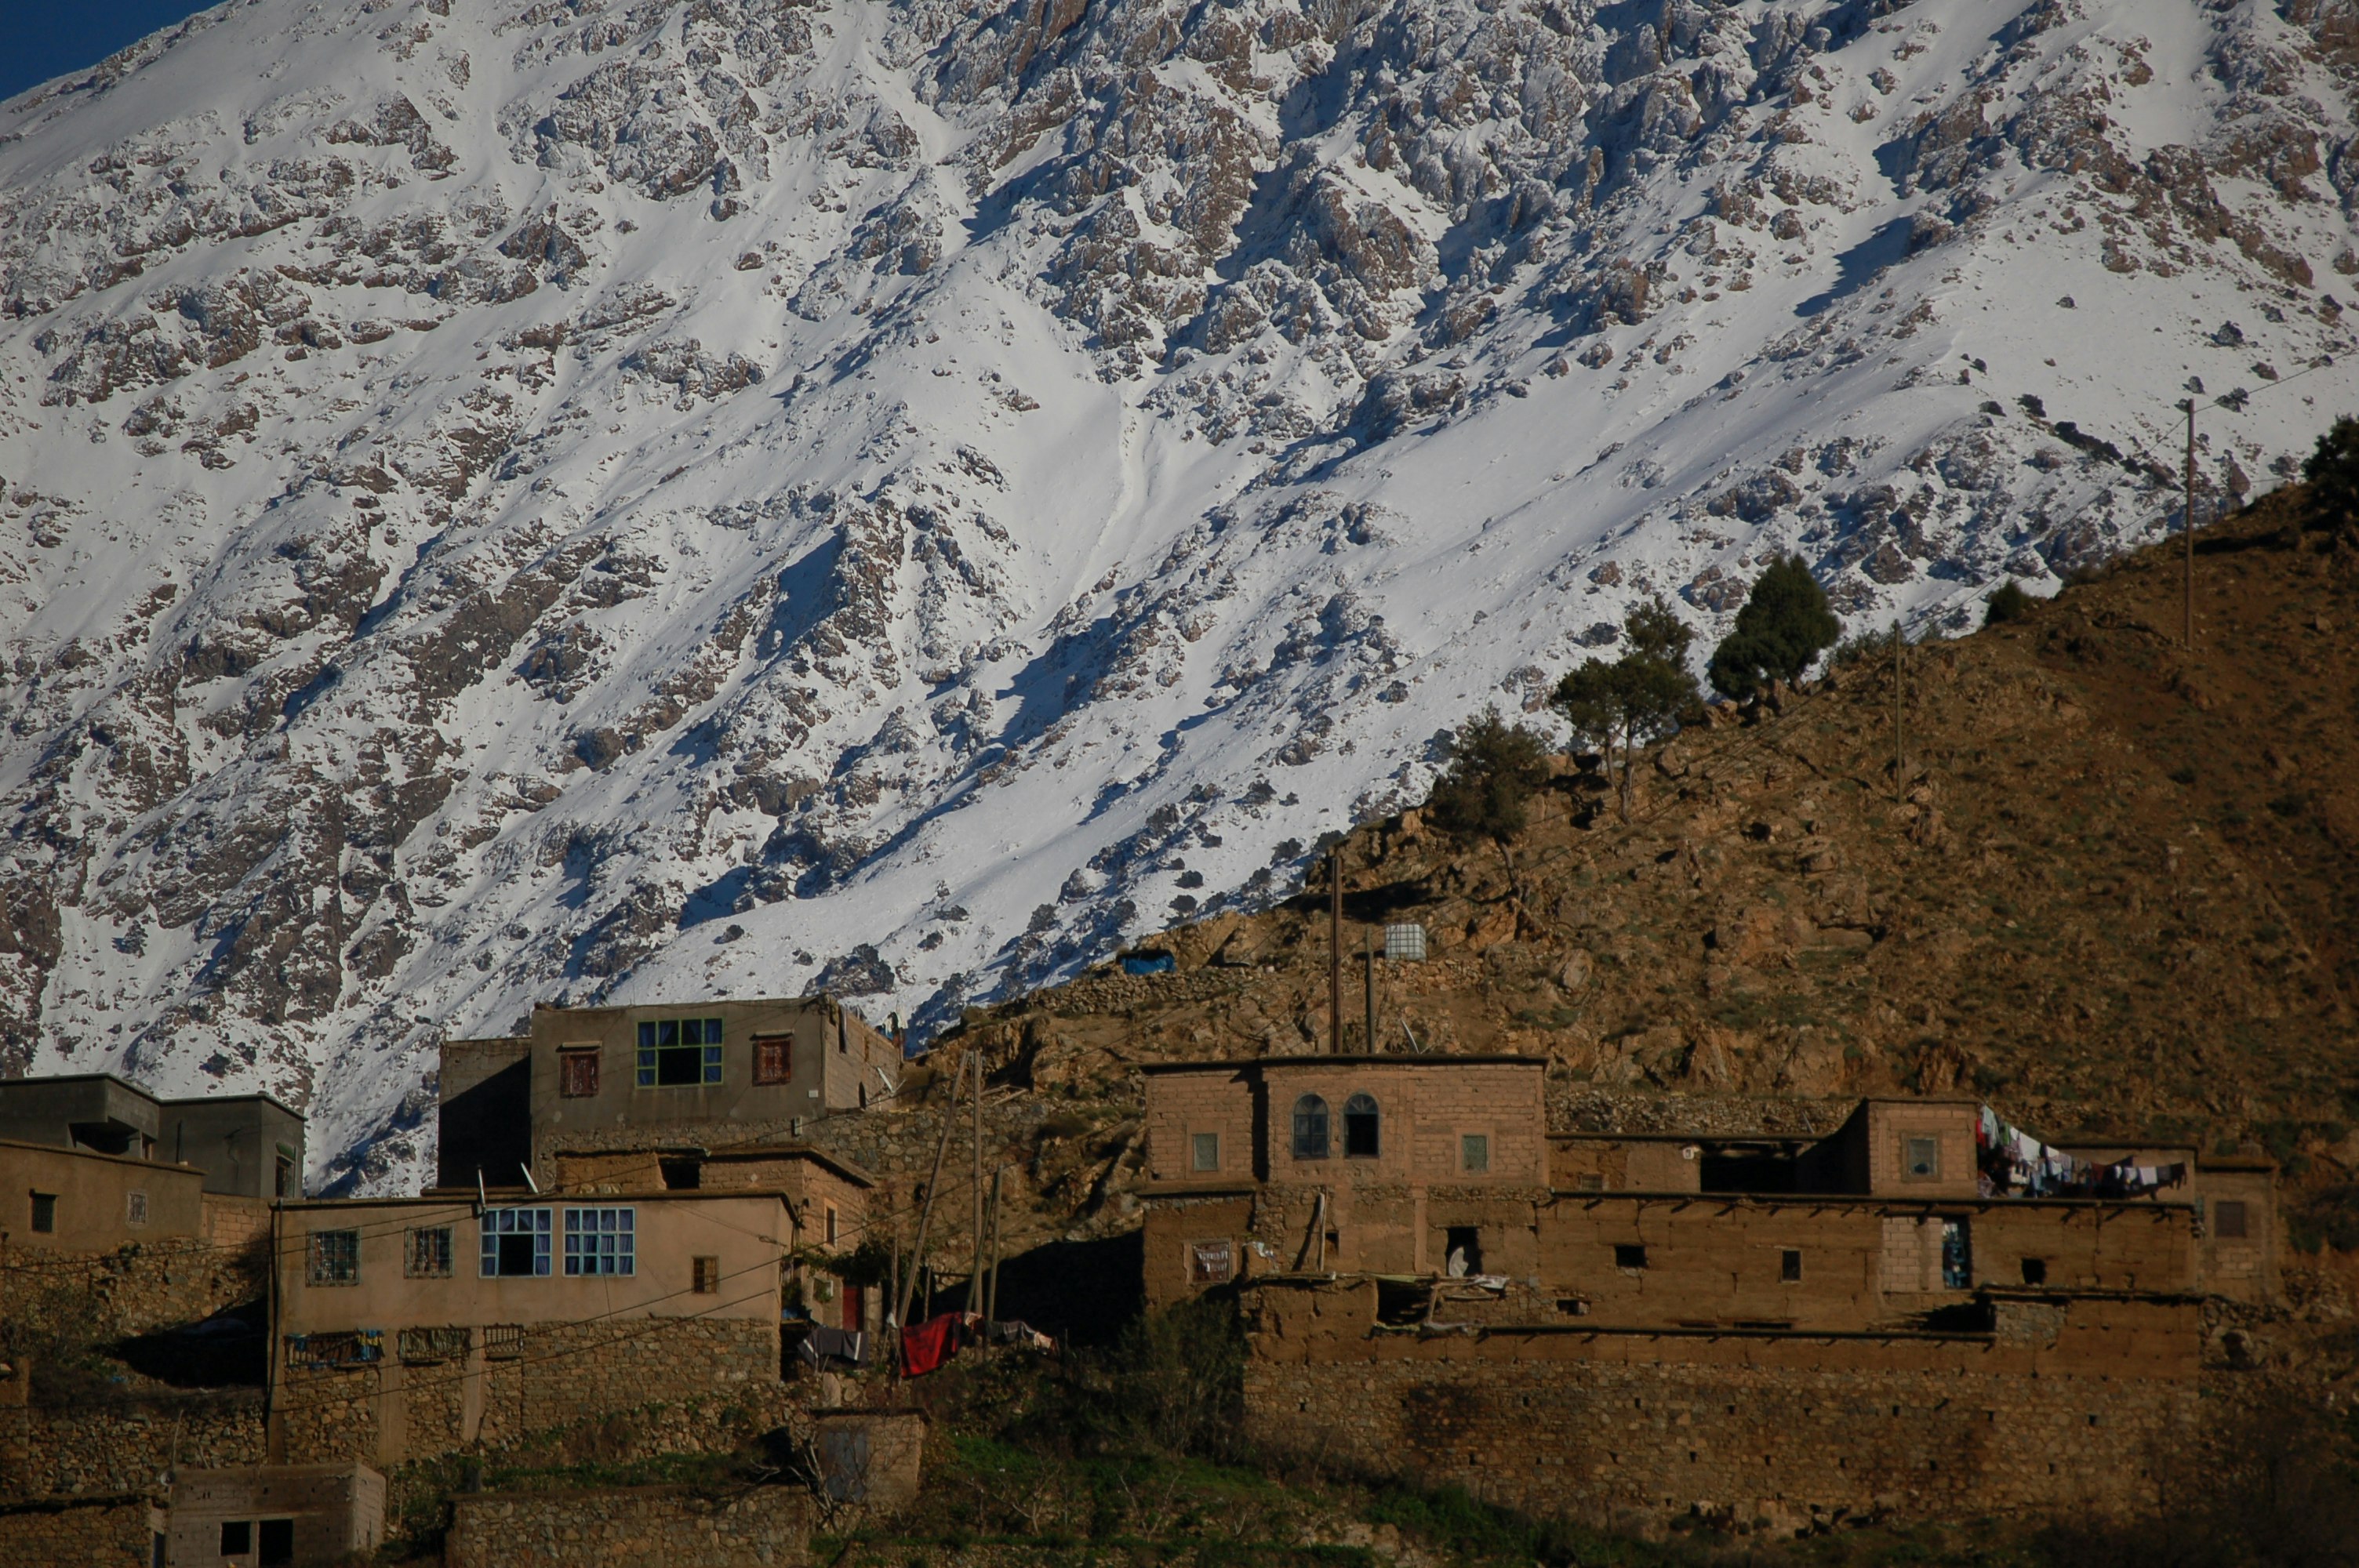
0 1072 304 1199
165 1462 383 1568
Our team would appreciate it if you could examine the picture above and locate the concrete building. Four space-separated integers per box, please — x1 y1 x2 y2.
163 1464 383 1568
267 1189 816 1466
437 995 902 1188
1138 1055 2278 1531
0 1073 304 1199
0 1138 205 1251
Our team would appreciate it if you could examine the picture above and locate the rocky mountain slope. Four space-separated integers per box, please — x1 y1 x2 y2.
0 0 2354 1189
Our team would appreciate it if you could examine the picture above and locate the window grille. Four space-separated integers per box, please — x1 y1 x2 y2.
1343 1094 1381 1158
1291 1095 1329 1160
2215 1200 2249 1239
753 1033 793 1085
307 1229 360 1286
559 1048 601 1098
406 1225 454 1279
1190 1132 1220 1173
692 1257 720 1294
1189 1240 1234 1284
482 1207 552 1277
125 1190 148 1227
482 1324 525 1361
564 1207 635 1276
1459 1134 1489 1174
398 1327 470 1364
285 1330 380 1370
1903 1135 1941 1180
637 1018 724 1086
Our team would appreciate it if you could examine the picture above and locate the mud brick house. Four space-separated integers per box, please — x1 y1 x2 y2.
0 1073 304 1199
1140 1056 2277 1531
162 1463 383 1567
438 994 902 1188
267 1189 801 1467
1 1138 205 1251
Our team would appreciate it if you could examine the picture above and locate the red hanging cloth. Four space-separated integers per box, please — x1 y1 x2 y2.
900 1311 963 1377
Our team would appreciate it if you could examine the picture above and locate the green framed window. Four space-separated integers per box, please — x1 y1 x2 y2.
637 1018 723 1087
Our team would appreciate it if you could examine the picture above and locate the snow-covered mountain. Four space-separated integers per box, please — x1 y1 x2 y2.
0 0 2351 1190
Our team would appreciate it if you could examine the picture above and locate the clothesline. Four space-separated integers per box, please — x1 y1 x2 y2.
1975 1105 2187 1200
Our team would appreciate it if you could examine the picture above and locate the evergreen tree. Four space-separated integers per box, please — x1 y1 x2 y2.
1552 596 1701 821
2303 415 2359 541
1427 708 1554 896
1707 554 1841 699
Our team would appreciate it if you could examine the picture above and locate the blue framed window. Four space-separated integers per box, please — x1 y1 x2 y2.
481 1207 551 1277
564 1207 635 1276
637 1018 724 1087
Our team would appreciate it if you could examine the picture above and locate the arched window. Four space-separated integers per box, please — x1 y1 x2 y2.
1292 1095 1330 1160
1343 1093 1381 1158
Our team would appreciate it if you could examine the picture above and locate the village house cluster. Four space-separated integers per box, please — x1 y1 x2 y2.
2 993 908 1566
0 987 2290 1558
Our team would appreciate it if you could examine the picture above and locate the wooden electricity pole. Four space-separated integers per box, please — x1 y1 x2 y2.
1893 622 1906 799
965 1048 983 1316
1329 849 1344 1054
2183 397 2197 651
894 1051 965 1334
983 1166 1005 1326
1362 930 1377 1058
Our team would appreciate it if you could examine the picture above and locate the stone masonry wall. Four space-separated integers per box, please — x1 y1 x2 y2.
1 1236 264 1345
1244 1328 2201 1534
444 1483 808 1568
2 1396 265 1498
0 1493 153 1566
277 1316 785 1468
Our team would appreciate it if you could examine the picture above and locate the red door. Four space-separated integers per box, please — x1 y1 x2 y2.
841 1283 864 1332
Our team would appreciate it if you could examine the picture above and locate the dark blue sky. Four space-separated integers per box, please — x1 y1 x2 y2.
0 2 220 103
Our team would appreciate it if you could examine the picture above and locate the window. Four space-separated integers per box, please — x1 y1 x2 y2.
482 1324 525 1361
692 1256 720 1294
125 1190 147 1227
307 1229 360 1286
482 1207 552 1277
1343 1094 1381 1158
636 1018 723 1087
824 1205 839 1247
1781 1249 1802 1283
406 1225 453 1279
1291 1094 1330 1160
285 1330 380 1369
1940 1217 1972 1290
221 1522 252 1555
30 1192 54 1233
559 1047 601 1098
1614 1243 1648 1270
1188 1240 1234 1284
564 1207 635 1276
1902 1135 1941 1181
1575 1174 1605 1192
1191 1132 1221 1174
398 1326 468 1364
2215 1200 2249 1240
2020 1257 2048 1285
259 1517 293 1567
274 1155 294 1198
1460 1134 1489 1174
753 1033 794 1085
1445 1226 1482 1277
660 1157 701 1190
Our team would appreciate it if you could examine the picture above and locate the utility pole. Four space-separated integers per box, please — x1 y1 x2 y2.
1362 930 1377 1058
894 1051 965 1336
1329 848 1344 1054
2183 397 2197 651
965 1047 983 1316
983 1166 1004 1327
1893 622 1906 799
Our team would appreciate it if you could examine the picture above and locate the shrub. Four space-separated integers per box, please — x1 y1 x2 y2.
1553 597 1700 820
1427 709 1554 845
1707 555 1841 699
2302 413 2359 539
1984 579 2035 624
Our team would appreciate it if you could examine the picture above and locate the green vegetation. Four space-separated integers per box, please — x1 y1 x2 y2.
1553 597 1701 819
1428 709 1554 894
2302 413 2359 540
1983 579 2034 625
1707 555 1841 699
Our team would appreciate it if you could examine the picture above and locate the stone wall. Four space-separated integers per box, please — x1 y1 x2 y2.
444 1483 808 1568
275 1316 786 1468
1 1236 264 1344
0 1492 154 1566
1242 1290 2205 1534
1 1396 265 1497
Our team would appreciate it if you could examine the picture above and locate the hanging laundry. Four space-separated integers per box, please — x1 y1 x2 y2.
794 1327 867 1369
1976 1106 2186 1200
900 1310 966 1377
